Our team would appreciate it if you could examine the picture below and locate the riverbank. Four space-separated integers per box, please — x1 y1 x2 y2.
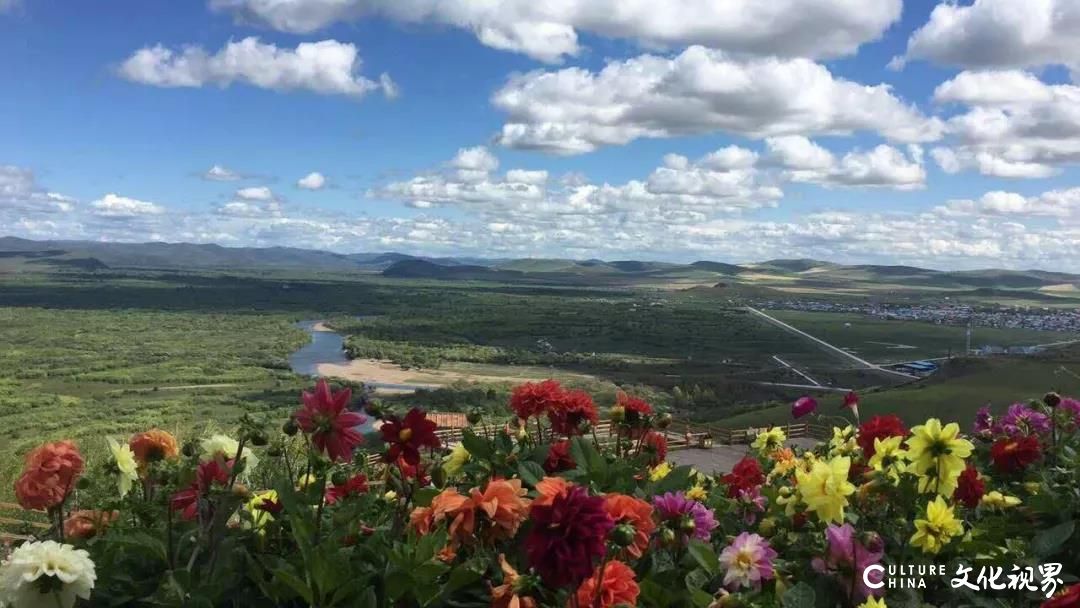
315 358 595 391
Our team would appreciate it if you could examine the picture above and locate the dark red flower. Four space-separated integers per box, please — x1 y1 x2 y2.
842 391 859 410
548 390 599 436
544 440 576 474
1043 584 1080 608
856 415 907 457
642 430 668 466
325 473 369 505
848 461 871 483
953 464 985 508
618 391 653 420
381 408 441 465
722 456 764 498
525 485 614 588
294 379 365 462
170 459 233 521
792 396 817 419
990 435 1041 473
254 495 284 515
510 380 565 420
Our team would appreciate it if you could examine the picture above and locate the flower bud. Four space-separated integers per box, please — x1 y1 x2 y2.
466 409 482 425
282 418 299 437
679 516 696 534
232 484 250 499
660 527 677 546
610 523 636 547
656 413 673 429
267 446 283 458
331 471 349 487
757 517 776 538
248 431 268 447
1044 392 1062 408
609 405 626 423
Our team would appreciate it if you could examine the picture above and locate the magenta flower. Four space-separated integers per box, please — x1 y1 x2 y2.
736 487 768 526
994 403 1051 437
792 396 818 419
718 532 777 590
1060 398 1080 430
525 485 614 588
812 524 884 601
294 379 365 462
972 405 994 438
652 492 717 542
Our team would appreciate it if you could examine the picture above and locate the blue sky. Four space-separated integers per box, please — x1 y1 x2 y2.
3 0 1080 269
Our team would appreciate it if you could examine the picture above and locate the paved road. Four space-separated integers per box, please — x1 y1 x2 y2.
669 437 820 474
745 306 918 380
753 382 852 392
771 355 821 386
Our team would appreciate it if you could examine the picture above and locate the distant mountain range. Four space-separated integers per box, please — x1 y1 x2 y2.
3 236 1080 293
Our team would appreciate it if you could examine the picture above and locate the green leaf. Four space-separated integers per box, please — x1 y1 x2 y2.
271 568 314 605
517 461 546 487
570 436 607 477
461 429 493 459
413 487 441 508
1032 520 1075 558
650 465 693 494
687 540 720 576
782 582 816 608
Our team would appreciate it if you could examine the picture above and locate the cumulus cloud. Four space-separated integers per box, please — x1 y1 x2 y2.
235 186 274 201
118 37 396 99
0 166 76 213
935 188 1080 218
209 0 901 63
89 193 166 218
764 137 926 190
203 165 241 181
930 70 1080 177
492 46 942 154
904 0 1080 75
297 171 326 190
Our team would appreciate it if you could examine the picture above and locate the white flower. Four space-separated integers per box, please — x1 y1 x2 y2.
108 438 139 498
200 434 259 475
0 540 96 608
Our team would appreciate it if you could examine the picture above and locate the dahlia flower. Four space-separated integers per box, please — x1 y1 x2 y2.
380 408 440 465
718 532 777 590
324 473 369 505
14 440 84 511
952 464 985 508
490 554 538 608
812 523 884 600
990 434 1041 473
751 427 787 455
468 478 530 541
107 438 139 498
245 490 280 531
642 430 668 466
547 389 599 436
867 435 907 484
200 434 258 473
574 560 639 608
652 491 717 542
906 419 972 496
63 510 118 541
792 396 818 419
443 443 471 477
856 415 906 457
722 456 764 498
525 485 613 588
128 429 179 470
543 439 575 474
0 540 96 608
603 494 655 559
994 403 1052 437
170 458 233 521
910 496 963 555
295 378 365 462
509 379 564 420
981 491 1022 509
795 456 855 524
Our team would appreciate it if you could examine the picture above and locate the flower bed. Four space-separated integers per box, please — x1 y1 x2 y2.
2 380 1078 608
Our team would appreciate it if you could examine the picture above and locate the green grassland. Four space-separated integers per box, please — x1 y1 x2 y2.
766 310 1074 364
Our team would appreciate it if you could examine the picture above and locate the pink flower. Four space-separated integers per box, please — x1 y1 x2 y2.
792 396 818 419
842 391 860 419
812 524 884 600
295 379 365 462
718 532 777 590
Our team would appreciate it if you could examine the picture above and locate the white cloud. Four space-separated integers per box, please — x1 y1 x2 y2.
904 0 1080 74
203 165 241 181
765 137 926 189
0 0 20 13
0 166 76 213
935 188 1080 218
89 193 166 218
210 0 901 63
297 171 327 190
930 70 1080 177
493 46 942 154
119 37 396 99
235 186 274 201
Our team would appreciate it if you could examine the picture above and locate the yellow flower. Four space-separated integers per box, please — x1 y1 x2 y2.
383 490 398 502
1022 482 1041 495
751 427 787 455
868 436 908 484
108 438 139 498
906 419 972 496
296 473 317 490
981 491 1021 510
910 496 963 554
200 434 259 474
649 462 672 481
442 443 470 478
686 485 708 502
858 596 887 608
776 486 800 516
828 426 858 457
244 490 279 532
795 456 855 524
767 448 798 481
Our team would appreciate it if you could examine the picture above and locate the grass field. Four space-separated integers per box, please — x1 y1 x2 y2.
765 310 1075 364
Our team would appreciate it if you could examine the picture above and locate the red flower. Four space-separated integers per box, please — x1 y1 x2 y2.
722 456 764 498
548 390 599 436
325 473 369 505
294 379 365 462
990 435 1041 473
1043 584 1080 608
953 464 985 508
792 396 818 419
544 440 576 474
618 391 653 419
510 380 565 420
381 408 441 465
856 415 907 457
170 459 233 521
395 456 430 484
574 560 640 608
642 431 668 466
14 441 84 511
526 485 614 588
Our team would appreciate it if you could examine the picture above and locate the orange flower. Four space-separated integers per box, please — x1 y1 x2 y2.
533 477 573 507
15 440 84 511
603 494 655 559
574 560 639 608
491 554 538 608
410 487 471 542
64 510 119 540
129 429 179 470
470 479 530 541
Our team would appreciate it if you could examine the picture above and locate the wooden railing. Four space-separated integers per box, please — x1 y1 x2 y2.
0 502 50 543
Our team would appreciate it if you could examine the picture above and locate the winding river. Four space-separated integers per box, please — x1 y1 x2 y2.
288 320 433 393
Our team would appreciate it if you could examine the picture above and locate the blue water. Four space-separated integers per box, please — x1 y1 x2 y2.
288 320 350 376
